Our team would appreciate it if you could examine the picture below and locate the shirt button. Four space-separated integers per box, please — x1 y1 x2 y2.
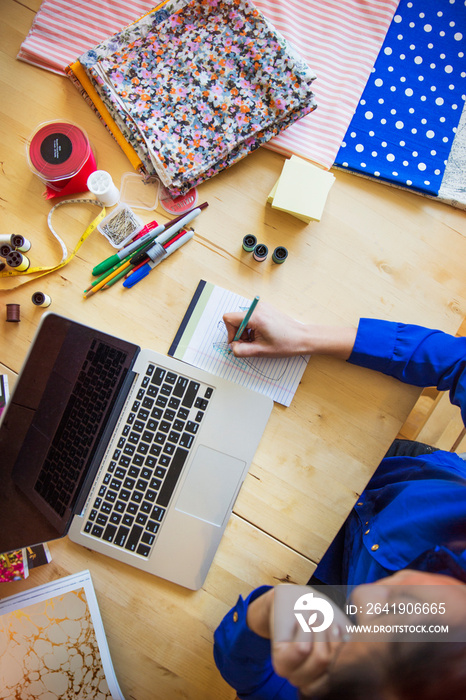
233 611 239 623
371 544 379 551
357 502 363 506
365 529 370 535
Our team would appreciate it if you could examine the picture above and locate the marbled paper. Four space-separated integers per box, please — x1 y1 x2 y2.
0 571 124 700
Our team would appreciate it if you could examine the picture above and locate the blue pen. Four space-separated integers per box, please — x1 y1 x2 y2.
92 204 207 277
123 230 195 288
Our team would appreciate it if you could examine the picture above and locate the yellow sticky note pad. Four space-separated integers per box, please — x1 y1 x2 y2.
267 180 278 204
269 155 335 223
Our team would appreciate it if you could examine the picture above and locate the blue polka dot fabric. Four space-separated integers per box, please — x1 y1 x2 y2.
334 0 466 196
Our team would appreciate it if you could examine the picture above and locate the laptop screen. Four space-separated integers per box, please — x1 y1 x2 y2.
0 314 138 554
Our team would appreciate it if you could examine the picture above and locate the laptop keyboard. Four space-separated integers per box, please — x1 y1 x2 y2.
83 363 214 558
34 341 129 517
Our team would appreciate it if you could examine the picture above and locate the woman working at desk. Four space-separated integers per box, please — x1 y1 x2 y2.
214 303 466 699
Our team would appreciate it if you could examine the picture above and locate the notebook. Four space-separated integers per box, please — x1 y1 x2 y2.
0 313 272 589
169 280 310 406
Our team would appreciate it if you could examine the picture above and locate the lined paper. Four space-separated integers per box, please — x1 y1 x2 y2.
169 280 309 406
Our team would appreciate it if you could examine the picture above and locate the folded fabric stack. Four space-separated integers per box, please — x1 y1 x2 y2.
19 0 465 209
66 0 317 195
334 0 466 208
18 0 398 176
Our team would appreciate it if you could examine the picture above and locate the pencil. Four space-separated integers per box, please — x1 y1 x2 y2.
233 295 260 341
83 241 149 294
84 259 132 297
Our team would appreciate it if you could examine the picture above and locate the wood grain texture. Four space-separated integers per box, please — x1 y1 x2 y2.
2 1 466 697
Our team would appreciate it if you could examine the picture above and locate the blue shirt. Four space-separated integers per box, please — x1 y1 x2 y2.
213 319 466 700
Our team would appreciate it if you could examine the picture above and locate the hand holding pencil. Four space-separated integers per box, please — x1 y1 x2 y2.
223 301 310 359
224 301 357 360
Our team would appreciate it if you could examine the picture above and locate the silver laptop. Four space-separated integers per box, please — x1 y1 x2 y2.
0 313 272 589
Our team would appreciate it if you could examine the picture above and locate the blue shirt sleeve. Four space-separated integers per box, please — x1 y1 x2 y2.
213 586 298 700
348 319 466 426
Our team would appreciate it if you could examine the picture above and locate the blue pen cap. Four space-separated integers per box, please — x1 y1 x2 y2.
123 263 151 289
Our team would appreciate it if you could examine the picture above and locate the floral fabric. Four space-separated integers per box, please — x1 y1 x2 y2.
73 0 317 194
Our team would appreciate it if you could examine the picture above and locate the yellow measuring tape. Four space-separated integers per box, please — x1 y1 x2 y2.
0 198 106 285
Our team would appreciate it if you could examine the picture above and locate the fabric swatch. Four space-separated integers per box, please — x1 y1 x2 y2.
439 99 466 208
70 0 318 195
17 0 156 75
335 0 466 196
252 0 400 168
20 0 398 172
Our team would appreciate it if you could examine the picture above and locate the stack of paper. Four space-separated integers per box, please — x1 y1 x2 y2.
0 571 125 699
268 155 335 223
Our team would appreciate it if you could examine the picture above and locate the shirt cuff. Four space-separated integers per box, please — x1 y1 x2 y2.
214 585 296 699
214 585 273 667
348 318 398 374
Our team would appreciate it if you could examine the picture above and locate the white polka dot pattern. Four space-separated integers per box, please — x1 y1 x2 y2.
335 0 466 196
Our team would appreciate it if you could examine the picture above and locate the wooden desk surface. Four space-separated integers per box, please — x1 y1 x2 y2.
2 1 466 698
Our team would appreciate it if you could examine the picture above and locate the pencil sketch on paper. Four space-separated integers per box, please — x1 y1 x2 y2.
212 321 307 382
170 281 310 406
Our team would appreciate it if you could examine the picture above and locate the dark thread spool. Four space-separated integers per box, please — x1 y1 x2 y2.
242 234 257 252
272 246 288 264
0 244 12 258
11 235 31 252
32 291 52 307
253 243 268 262
6 304 20 322
6 251 30 271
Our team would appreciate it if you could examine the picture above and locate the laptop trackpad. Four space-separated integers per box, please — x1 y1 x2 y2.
175 445 246 526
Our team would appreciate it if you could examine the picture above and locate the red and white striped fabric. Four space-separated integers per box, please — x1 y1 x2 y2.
17 0 155 75
253 0 399 167
18 0 399 168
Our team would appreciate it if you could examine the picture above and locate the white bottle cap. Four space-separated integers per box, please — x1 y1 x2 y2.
87 170 120 207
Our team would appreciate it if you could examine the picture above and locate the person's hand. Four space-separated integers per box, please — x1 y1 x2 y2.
246 587 275 638
223 302 312 359
272 620 345 697
271 585 351 698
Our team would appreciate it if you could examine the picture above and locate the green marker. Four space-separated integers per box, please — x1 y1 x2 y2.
233 295 260 341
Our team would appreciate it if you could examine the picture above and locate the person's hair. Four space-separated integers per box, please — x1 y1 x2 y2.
313 634 466 700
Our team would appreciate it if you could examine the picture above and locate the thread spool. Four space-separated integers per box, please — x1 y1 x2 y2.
242 234 257 252
6 304 20 322
87 170 120 207
0 244 12 258
11 234 32 252
253 243 268 262
272 246 288 264
32 291 52 307
6 251 30 271
27 121 97 199
0 262 5 272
